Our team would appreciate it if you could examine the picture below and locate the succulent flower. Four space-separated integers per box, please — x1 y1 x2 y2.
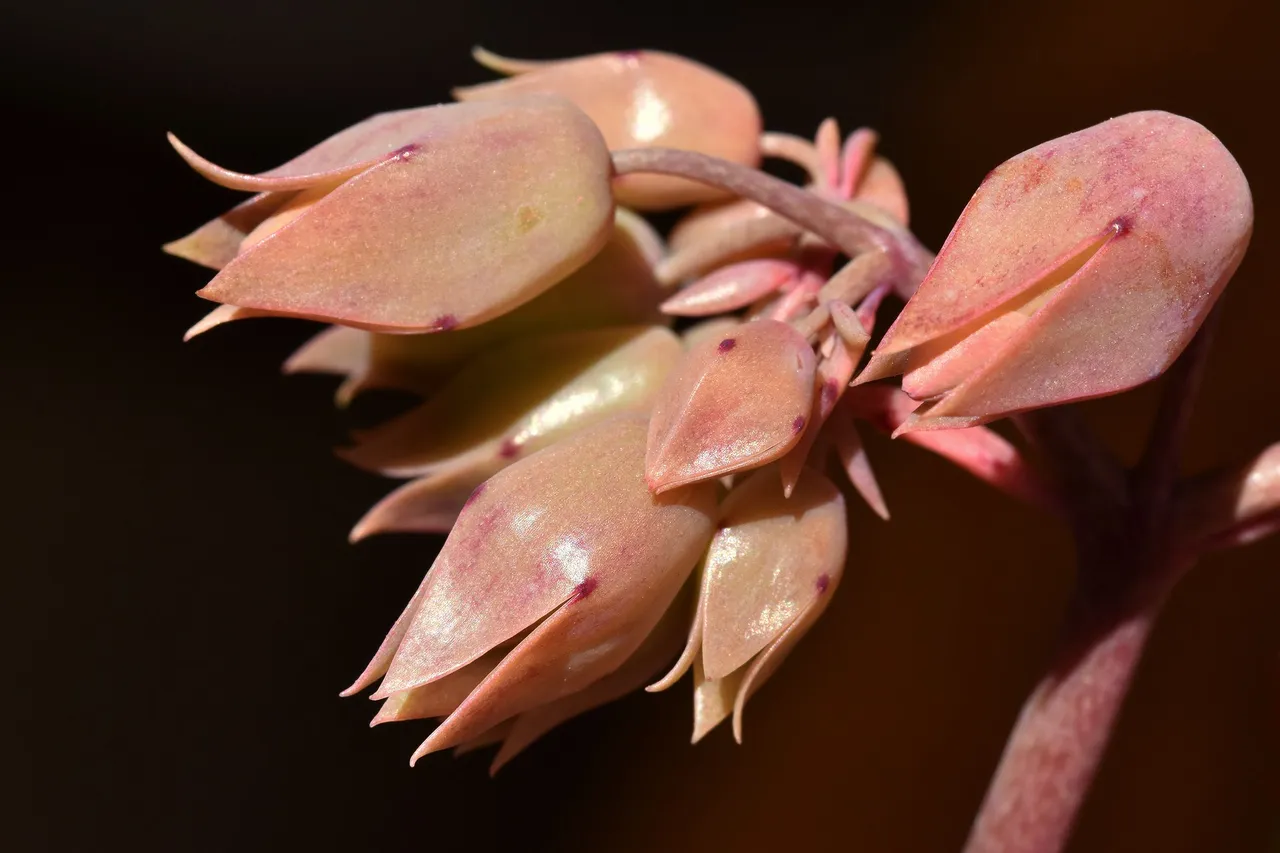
455 48 762 210
160 44 1273 808
649 466 848 742
855 110 1254 431
167 95 615 332
342 415 718 764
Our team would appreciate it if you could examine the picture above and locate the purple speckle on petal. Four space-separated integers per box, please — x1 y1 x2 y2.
718 338 737 354
792 415 807 434
617 50 643 60
392 143 419 161
1111 215 1133 238
429 314 458 332
820 379 839 410
498 438 521 459
816 573 831 594
571 576 598 602
463 482 485 509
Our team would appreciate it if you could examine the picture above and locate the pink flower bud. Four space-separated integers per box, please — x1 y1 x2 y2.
455 48 762 210
645 319 816 493
856 111 1253 430
649 466 847 742
168 95 615 333
342 415 718 764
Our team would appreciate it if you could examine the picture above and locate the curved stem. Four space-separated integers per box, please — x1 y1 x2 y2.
611 147 934 284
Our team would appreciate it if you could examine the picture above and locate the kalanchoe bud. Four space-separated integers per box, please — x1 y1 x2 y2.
645 319 816 493
278 209 668 404
344 326 683 539
167 95 615 333
649 466 847 742
342 415 718 764
455 48 762 210
855 111 1253 431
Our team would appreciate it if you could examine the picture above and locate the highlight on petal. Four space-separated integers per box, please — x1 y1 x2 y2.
346 415 717 763
339 325 682 479
456 50 762 209
197 95 615 333
698 467 847 681
663 466 847 742
183 303 272 341
857 111 1253 427
645 319 816 493
660 259 800 317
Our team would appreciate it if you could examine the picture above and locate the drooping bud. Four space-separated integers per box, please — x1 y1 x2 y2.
645 319 816 493
169 95 615 333
341 415 717 764
650 466 847 742
455 48 762 210
856 111 1253 430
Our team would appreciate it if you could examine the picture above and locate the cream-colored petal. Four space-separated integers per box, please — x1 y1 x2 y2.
699 466 847 681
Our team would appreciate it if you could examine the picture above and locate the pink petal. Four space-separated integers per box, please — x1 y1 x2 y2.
182 303 272 341
488 587 691 773
645 319 816 493
699 466 847 680
691 652 742 744
660 259 800 316
371 651 504 725
779 332 861 497
349 464 493 542
198 95 615 333
383 416 716 759
855 157 910 227
456 50 761 209
658 208 801 286
859 111 1252 424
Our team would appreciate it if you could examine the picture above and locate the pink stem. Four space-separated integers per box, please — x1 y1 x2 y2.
611 147 934 285
962 592 1169 853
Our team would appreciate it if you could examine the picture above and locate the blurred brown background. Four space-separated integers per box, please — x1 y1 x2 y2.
11 0 1277 849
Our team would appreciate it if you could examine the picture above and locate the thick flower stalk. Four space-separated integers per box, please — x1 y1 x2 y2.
163 45 1275 851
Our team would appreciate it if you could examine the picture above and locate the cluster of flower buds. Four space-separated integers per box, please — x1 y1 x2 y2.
166 47 1260 772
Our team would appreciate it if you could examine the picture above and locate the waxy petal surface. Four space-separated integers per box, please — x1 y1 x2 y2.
163 191 296 270
660 259 800 316
372 416 716 757
700 467 847 679
341 325 682 478
456 50 761 209
198 95 614 332
860 111 1252 421
645 320 816 493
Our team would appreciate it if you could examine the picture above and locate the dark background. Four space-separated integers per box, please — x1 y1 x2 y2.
12 0 1279 850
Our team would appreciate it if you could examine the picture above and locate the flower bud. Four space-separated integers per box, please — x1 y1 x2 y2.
856 111 1253 430
455 48 762 210
342 415 718 764
645 319 816 493
168 95 615 333
649 466 847 742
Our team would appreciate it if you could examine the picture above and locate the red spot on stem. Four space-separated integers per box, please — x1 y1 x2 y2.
498 438 520 459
